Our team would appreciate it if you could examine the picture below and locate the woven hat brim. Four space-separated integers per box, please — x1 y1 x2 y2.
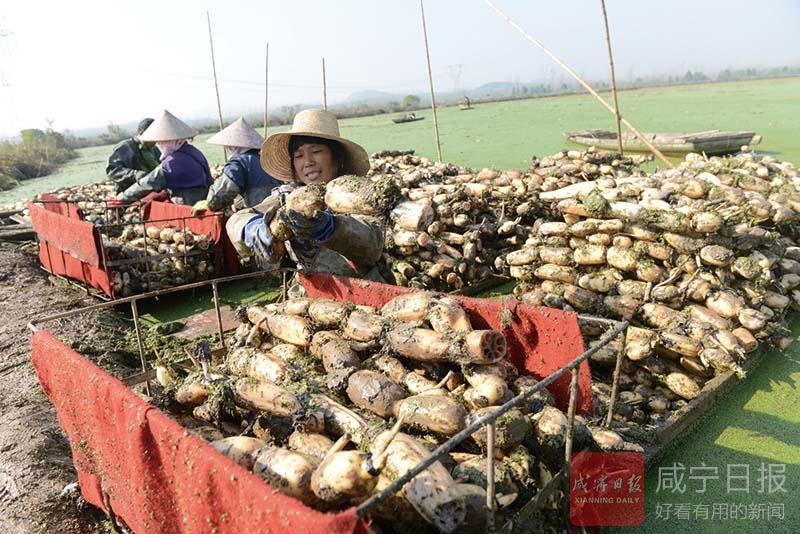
206 119 264 150
139 119 198 142
260 131 370 182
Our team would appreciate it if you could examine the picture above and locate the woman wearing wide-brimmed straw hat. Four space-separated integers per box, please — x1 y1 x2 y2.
192 117 281 214
227 108 384 278
116 110 212 205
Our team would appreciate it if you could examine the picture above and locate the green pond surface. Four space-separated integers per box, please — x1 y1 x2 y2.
2 77 798 205
607 322 800 534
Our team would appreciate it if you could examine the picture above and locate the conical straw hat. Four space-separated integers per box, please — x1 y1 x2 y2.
139 110 198 142
261 109 369 182
206 117 264 150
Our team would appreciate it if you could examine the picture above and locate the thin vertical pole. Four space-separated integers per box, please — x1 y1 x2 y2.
322 57 328 111
264 43 269 139
206 11 226 160
564 367 580 522
483 0 674 168
600 0 623 155
485 422 497 529
212 281 226 350
130 299 151 396
606 329 627 427
419 0 442 162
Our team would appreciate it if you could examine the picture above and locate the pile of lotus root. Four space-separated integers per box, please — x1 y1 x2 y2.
155 292 638 533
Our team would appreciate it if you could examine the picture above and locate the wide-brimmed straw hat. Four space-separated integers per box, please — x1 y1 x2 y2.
139 110 198 142
261 109 369 182
206 117 264 150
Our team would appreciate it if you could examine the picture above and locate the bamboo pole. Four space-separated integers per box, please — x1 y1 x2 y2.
264 43 269 139
206 12 226 160
322 57 328 111
419 0 442 162
600 0 623 155
483 0 674 168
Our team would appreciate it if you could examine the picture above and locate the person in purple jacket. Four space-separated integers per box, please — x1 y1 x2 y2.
116 110 212 205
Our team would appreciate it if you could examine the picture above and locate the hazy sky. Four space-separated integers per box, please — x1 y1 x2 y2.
1 0 798 136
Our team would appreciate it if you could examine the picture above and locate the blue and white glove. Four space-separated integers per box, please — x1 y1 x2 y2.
243 215 274 263
281 208 336 243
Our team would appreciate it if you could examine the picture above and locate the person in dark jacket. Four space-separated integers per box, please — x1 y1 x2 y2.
116 110 212 206
192 117 281 214
105 118 161 193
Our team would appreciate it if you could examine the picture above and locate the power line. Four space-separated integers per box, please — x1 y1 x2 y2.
0 28 13 87
139 67 425 91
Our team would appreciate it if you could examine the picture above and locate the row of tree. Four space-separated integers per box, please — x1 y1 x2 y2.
0 129 77 189
10 64 799 160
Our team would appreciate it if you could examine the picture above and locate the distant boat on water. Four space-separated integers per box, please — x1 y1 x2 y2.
392 115 425 124
565 129 762 156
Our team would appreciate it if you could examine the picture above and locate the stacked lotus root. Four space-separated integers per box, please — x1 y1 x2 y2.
368 149 650 291
155 292 638 533
101 224 216 295
15 162 222 223
493 151 800 426
19 180 143 226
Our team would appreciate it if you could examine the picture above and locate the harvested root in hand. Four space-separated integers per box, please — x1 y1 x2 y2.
325 175 399 215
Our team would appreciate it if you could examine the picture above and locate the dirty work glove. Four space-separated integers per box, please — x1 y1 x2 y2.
243 215 274 263
281 208 335 243
191 200 210 215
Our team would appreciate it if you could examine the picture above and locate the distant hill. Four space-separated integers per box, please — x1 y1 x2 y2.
339 79 577 107
341 90 404 106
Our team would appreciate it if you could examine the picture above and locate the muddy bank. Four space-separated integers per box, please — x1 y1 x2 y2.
0 243 140 533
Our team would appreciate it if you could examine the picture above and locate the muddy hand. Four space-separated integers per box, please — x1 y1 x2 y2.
281 208 335 243
243 215 275 264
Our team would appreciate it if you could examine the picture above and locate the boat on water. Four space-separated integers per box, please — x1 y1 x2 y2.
565 129 762 156
392 115 425 124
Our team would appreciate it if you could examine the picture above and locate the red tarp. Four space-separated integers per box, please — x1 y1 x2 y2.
39 194 85 220
300 273 593 415
31 329 367 534
29 202 103 266
29 201 114 295
36 241 114 296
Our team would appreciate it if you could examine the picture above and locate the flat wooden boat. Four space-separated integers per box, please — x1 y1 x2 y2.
565 129 762 156
392 116 425 124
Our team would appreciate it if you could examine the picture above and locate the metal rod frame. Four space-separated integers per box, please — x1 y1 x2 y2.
562 368 580 524
27 269 288 333
605 325 628 427
31 199 225 300
130 299 151 396
212 281 226 350
355 319 629 517
26 267 628 528
485 422 497 529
